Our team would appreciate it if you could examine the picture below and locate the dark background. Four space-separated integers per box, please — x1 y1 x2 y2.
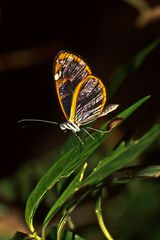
0 0 160 238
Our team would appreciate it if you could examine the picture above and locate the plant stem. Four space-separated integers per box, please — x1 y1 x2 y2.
41 226 46 240
57 214 68 240
67 216 75 230
96 211 113 240
95 191 114 240
29 232 42 240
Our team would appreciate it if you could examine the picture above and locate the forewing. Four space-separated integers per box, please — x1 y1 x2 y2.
53 51 92 120
69 75 107 125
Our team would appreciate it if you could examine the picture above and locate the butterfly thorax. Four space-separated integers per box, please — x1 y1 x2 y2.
60 121 80 133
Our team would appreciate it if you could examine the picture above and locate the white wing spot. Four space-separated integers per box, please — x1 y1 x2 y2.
54 70 61 80
54 73 59 80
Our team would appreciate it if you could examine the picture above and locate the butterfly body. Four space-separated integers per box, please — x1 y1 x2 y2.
19 51 119 143
60 121 80 133
53 51 118 133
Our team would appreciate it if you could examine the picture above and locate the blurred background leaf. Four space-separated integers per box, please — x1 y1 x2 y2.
9 232 28 240
108 37 160 98
1 0 160 239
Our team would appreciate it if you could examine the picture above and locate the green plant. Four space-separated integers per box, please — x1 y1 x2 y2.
12 38 160 240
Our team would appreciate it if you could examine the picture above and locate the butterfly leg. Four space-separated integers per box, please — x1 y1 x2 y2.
71 130 84 145
83 128 95 140
86 127 110 134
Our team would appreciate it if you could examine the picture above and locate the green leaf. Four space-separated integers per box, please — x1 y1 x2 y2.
82 124 160 187
111 165 160 184
108 38 160 97
42 95 151 233
25 95 150 233
118 95 150 119
133 165 160 178
42 163 87 237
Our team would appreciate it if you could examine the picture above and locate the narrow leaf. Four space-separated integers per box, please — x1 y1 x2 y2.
42 163 87 237
112 165 160 184
108 38 160 97
82 124 160 187
117 95 150 119
25 96 150 232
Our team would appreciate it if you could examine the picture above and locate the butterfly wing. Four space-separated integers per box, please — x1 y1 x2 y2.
53 51 92 120
69 75 107 125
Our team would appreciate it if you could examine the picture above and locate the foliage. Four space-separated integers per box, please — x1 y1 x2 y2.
9 38 160 240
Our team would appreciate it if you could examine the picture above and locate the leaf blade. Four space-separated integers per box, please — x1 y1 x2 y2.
108 38 160 97
82 124 160 187
25 96 150 232
42 163 87 235
112 165 160 184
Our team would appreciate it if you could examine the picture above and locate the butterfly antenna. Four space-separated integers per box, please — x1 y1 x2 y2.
86 126 110 134
83 128 95 140
18 118 59 127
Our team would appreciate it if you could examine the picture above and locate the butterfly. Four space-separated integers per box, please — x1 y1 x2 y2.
19 51 119 144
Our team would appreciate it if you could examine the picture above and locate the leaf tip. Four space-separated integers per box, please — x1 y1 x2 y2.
146 94 151 99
